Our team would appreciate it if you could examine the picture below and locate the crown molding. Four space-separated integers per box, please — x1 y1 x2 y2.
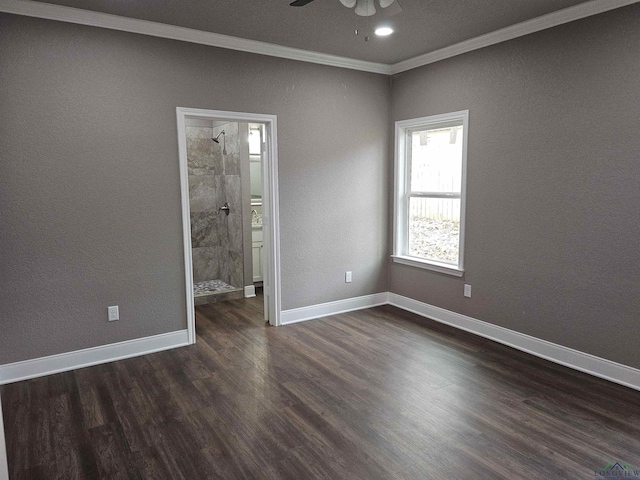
0 0 638 76
0 0 391 75
389 0 640 74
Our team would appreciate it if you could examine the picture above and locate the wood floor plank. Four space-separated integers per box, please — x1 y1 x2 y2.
88 422 142 480
3 294 640 479
28 378 53 471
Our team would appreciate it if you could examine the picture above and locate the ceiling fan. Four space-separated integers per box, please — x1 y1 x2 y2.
290 0 402 17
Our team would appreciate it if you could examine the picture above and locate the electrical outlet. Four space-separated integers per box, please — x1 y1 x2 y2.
108 305 119 321
345 271 352 283
464 284 472 298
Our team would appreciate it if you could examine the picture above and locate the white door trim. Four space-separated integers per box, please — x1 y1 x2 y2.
0 392 8 480
176 107 282 337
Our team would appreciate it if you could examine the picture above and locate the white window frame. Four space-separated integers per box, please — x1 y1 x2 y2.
392 110 469 277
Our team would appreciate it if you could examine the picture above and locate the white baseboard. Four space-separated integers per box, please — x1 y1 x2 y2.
280 292 640 391
0 330 190 385
244 285 256 298
0 392 8 480
388 293 640 392
281 292 389 325
1 291 638 477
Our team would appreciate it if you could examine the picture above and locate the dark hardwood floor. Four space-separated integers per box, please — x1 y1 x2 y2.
2 295 640 479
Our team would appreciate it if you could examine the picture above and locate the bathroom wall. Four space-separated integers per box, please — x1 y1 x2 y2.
187 120 244 288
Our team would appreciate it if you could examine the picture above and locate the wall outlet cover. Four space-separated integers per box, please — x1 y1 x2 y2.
108 306 119 321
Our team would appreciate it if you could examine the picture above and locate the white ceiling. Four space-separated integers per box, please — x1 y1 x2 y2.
1 0 635 73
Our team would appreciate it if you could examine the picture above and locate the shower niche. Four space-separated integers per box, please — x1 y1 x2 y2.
186 119 246 305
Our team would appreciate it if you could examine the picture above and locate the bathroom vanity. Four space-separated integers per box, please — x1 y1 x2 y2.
252 226 263 283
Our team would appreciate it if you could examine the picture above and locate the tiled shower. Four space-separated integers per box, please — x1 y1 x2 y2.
186 120 245 304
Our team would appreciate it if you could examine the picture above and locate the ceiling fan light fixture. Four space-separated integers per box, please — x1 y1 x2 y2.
375 26 394 36
292 0 402 17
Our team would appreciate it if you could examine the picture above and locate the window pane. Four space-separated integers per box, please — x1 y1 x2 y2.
409 197 461 264
410 125 463 193
249 129 261 155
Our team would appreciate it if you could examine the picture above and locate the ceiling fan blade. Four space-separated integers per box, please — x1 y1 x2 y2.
339 0 357 7
355 0 376 16
380 0 402 17
290 0 315 6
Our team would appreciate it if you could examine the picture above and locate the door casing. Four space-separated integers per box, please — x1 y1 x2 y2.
176 107 282 343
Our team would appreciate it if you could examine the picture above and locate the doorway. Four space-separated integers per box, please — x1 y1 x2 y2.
176 108 282 343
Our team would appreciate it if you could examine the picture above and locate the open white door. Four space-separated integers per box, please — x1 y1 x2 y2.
261 122 280 326
260 125 270 322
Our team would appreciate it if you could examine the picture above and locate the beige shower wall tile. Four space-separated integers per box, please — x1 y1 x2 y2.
186 125 214 139
187 137 222 175
189 175 219 212
192 246 220 283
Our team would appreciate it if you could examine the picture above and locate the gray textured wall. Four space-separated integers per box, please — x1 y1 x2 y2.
0 14 389 364
389 5 640 368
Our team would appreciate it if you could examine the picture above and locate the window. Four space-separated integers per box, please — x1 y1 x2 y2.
249 126 262 155
393 110 469 276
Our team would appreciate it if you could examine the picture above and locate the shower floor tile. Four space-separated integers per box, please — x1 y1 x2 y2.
194 279 236 296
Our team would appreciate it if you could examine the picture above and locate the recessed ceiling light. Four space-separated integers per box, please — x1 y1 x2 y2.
375 26 394 36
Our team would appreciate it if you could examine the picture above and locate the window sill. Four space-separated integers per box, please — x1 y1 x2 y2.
391 255 464 277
